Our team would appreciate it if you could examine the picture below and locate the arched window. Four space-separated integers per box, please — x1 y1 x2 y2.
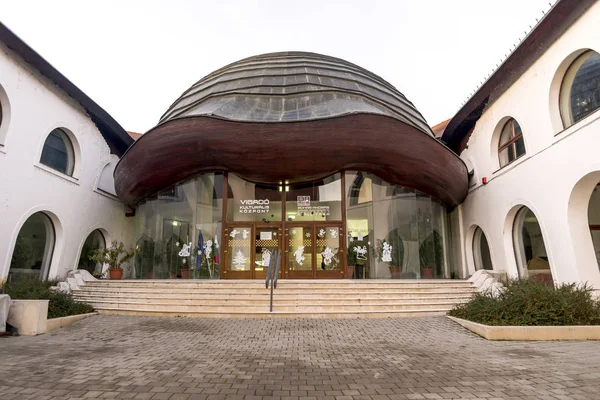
513 207 552 282
77 230 106 275
9 212 55 281
560 50 600 128
498 118 525 167
473 227 493 271
40 128 75 176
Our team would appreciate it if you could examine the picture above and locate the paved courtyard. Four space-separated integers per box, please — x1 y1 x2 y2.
1 316 600 400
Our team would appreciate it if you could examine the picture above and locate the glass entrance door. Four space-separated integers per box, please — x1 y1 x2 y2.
316 224 343 279
285 223 345 279
224 224 281 279
286 225 315 279
224 225 253 279
254 225 282 280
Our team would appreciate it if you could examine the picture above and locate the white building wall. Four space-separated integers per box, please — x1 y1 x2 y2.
0 42 134 281
458 1 600 287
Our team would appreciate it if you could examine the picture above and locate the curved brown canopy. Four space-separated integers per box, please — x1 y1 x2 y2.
115 52 468 206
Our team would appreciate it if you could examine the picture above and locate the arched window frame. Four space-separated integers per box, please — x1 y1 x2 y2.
559 50 600 128
0 82 10 148
498 118 525 168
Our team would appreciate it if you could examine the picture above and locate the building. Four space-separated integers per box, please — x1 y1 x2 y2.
1 0 599 287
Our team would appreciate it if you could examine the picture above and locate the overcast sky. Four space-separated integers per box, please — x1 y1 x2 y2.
1 0 555 133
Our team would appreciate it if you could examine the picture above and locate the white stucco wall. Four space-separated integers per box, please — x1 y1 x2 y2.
458 1 600 287
0 42 134 281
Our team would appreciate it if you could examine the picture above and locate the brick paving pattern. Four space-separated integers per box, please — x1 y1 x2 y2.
1 315 600 399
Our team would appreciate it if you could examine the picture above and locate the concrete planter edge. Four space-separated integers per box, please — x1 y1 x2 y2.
46 312 98 333
447 315 600 341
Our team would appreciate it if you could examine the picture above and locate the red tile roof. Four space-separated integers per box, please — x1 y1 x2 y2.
431 119 451 138
127 131 142 140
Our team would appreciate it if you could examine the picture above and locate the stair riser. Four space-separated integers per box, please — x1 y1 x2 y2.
84 283 473 290
75 288 475 295
73 292 473 299
85 302 459 312
73 296 470 305
97 309 449 318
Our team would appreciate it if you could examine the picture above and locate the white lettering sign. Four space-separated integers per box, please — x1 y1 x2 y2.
239 199 270 214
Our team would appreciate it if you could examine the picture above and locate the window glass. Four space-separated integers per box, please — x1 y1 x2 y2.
345 171 448 279
40 128 74 175
133 173 224 279
9 212 55 281
561 51 600 127
498 119 525 168
78 230 106 275
513 207 552 282
473 227 493 271
227 174 281 222
286 173 342 222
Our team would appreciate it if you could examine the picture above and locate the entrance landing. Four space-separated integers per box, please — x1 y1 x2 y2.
73 280 476 318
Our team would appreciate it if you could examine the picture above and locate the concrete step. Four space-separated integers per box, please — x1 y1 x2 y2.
84 280 472 289
75 279 475 319
73 295 471 305
81 299 461 312
74 287 475 296
96 308 450 319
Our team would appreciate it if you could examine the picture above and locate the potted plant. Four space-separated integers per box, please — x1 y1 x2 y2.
89 240 138 280
375 229 406 279
418 231 444 279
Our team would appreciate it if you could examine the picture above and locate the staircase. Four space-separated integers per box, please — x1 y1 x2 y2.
72 280 476 318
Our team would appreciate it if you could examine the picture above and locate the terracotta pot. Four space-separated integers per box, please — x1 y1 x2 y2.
180 268 192 279
420 267 434 279
346 266 354 279
109 268 123 280
388 266 402 279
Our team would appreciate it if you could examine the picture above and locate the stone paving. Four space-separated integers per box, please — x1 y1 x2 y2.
1 316 600 400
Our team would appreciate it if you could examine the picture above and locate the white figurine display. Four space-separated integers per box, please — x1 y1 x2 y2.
353 245 368 261
242 229 249 239
321 247 335 266
232 250 247 270
178 242 192 257
229 229 239 238
318 228 326 238
294 246 305 265
329 229 338 238
204 240 213 266
381 242 393 263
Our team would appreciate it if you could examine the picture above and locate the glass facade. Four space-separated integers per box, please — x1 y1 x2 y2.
345 172 449 279
133 171 452 279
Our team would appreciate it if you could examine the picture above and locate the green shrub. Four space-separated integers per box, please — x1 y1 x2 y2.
449 278 600 326
1 280 94 319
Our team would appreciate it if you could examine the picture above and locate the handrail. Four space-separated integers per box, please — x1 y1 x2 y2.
267 249 281 312
273 251 281 289
265 251 274 289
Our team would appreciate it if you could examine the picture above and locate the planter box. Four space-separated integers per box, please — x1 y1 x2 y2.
7 300 49 336
448 316 600 341
47 312 97 333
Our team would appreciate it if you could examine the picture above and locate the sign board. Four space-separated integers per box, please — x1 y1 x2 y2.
297 196 310 207
239 199 270 214
260 231 273 240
